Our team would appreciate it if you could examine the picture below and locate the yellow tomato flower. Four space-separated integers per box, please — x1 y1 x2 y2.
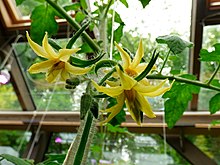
92 66 174 125
27 32 92 83
115 39 148 77
114 39 156 86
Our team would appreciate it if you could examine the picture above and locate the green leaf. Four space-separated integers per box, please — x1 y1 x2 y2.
30 5 58 45
80 0 88 10
38 154 66 165
200 43 220 62
170 69 180 75
63 2 81 11
156 35 193 54
210 93 220 114
75 11 86 23
0 154 31 165
94 59 117 74
163 75 200 128
106 124 128 133
138 0 151 8
211 79 220 87
119 0 129 7
78 42 94 54
114 11 124 24
15 0 26 6
114 24 124 43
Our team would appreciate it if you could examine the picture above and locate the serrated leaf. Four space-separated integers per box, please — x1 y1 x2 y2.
94 59 117 74
200 43 220 62
138 0 151 8
114 24 124 43
15 0 26 6
156 35 193 54
210 93 220 114
163 80 200 128
0 154 31 165
30 5 58 45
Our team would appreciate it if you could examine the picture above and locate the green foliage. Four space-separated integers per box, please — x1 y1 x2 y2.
30 5 58 44
37 154 66 165
138 0 151 8
210 93 220 114
75 11 86 23
106 123 129 134
156 35 193 54
0 154 32 165
80 0 88 10
15 0 26 6
119 0 129 8
63 2 80 11
200 43 220 62
163 74 200 128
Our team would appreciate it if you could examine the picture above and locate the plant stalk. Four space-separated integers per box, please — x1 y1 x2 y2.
207 63 220 85
147 74 220 92
159 49 171 74
45 0 101 53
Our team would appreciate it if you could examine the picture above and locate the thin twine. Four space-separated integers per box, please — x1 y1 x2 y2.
26 82 57 159
109 0 117 60
17 91 48 154
162 111 167 164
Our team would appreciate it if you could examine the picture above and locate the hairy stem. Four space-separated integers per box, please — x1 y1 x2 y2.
45 0 101 53
207 63 220 85
147 74 220 92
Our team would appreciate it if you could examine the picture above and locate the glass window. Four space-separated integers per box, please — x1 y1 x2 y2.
0 83 21 110
198 25 220 110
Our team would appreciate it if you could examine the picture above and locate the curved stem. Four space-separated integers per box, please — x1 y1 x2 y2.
45 0 101 53
159 49 171 74
147 74 220 92
207 63 220 85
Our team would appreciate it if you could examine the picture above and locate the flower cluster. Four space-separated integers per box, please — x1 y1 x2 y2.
27 32 173 125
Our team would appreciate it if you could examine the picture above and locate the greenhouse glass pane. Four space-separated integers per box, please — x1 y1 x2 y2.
187 135 220 164
0 83 21 110
46 133 190 165
198 25 220 110
13 0 73 17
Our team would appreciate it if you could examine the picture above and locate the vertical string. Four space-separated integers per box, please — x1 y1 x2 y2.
26 82 57 159
163 111 167 164
17 91 48 154
109 0 116 60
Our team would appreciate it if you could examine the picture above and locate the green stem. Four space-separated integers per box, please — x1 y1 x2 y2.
147 74 220 92
159 49 171 74
207 63 220 85
103 0 113 18
45 0 101 53
73 111 94 165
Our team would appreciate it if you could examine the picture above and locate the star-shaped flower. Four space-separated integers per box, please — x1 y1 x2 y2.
92 66 173 125
27 32 92 83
